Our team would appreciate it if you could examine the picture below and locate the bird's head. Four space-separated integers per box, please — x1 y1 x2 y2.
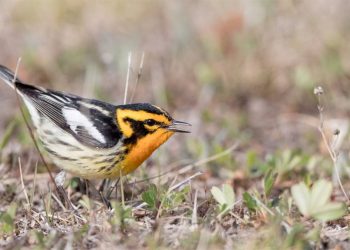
116 103 190 145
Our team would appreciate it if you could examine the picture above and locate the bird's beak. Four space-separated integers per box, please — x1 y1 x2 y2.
166 120 191 133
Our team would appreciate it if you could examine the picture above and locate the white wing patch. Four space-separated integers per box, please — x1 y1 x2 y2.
62 107 106 144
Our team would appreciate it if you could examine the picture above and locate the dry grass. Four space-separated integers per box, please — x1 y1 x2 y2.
1 0 350 249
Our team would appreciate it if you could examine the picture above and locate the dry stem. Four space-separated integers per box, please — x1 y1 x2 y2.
314 86 350 202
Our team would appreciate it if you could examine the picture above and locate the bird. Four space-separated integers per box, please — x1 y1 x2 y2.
0 64 190 180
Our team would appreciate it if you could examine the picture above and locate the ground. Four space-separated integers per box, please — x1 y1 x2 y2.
1 1 350 249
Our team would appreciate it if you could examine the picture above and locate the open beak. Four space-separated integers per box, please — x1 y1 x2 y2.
166 120 191 133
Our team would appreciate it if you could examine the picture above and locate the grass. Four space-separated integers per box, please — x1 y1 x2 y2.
2 0 350 249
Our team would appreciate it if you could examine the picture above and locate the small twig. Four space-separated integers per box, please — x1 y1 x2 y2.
314 86 350 202
51 193 67 211
18 157 30 208
334 159 349 201
2 173 60 184
123 52 132 104
156 176 178 220
216 199 245 224
134 172 202 210
331 129 340 152
42 189 52 224
129 52 145 103
120 169 125 208
253 195 274 216
179 143 239 174
191 189 198 229
318 127 337 162
228 210 246 224
168 172 202 193
253 195 291 233
30 161 38 206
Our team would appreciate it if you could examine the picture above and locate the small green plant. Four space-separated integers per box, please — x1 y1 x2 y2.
0 120 17 151
69 177 80 190
141 184 159 211
284 223 317 249
269 150 307 177
291 179 346 222
248 150 310 178
211 184 235 217
109 201 133 231
162 185 190 210
141 183 190 212
0 202 17 236
263 168 277 199
243 192 258 212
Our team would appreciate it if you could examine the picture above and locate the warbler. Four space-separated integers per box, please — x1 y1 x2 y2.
0 65 190 179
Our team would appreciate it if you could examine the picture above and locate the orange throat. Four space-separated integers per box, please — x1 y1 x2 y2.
122 130 174 174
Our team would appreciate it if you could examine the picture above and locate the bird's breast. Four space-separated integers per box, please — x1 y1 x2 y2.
121 130 174 174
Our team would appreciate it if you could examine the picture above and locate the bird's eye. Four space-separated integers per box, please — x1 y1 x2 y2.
144 119 156 126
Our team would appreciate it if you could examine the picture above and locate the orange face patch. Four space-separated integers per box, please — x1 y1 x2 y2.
121 129 174 174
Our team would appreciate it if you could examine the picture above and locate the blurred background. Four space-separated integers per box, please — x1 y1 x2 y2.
1 0 350 183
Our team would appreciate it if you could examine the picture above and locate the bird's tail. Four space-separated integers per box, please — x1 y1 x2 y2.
0 65 23 89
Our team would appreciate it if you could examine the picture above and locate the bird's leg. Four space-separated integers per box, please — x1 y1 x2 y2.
106 178 120 200
84 179 89 197
98 179 110 193
99 179 114 208
98 179 106 192
100 193 112 210
86 180 111 209
54 171 73 209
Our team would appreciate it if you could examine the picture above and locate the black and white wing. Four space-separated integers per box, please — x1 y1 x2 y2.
0 65 122 148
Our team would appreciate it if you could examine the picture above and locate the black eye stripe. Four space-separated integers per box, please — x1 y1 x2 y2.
123 118 159 125
123 117 163 132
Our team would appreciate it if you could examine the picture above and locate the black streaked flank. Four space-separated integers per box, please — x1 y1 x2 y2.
93 157 115 165
43 146 78 162
98 166 107 173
